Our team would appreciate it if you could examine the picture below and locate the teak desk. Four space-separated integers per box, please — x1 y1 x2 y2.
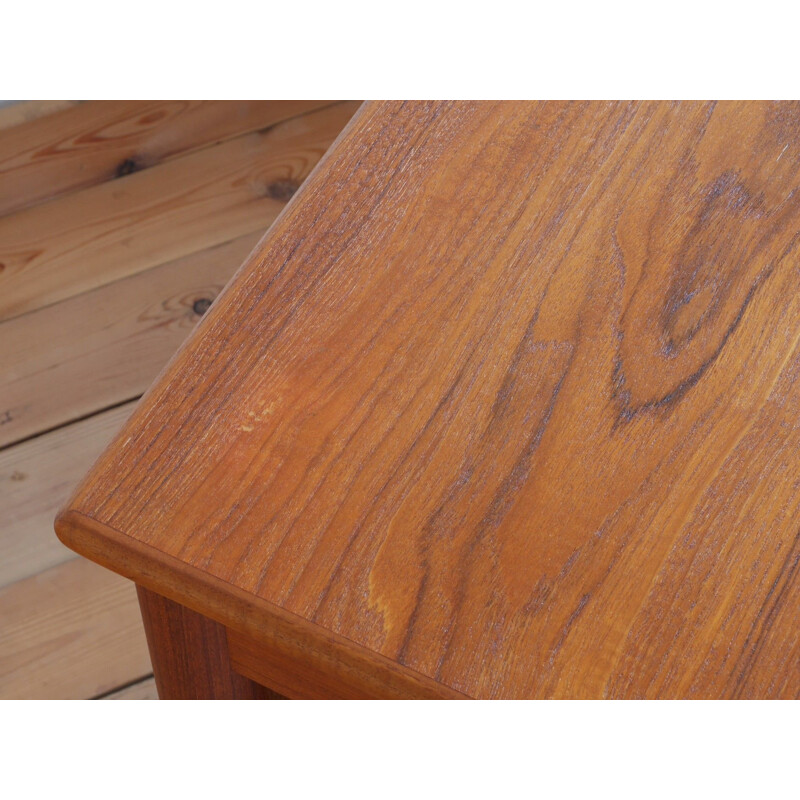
56 102 800 699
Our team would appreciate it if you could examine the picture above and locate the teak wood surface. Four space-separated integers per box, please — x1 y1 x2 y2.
56 102 800 699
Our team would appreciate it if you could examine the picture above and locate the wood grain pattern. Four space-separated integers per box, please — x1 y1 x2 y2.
0 233 260 448
0 403 134 588
0 558 150 699
0 100 334 217
57 102 800 698
55 510 465 699
137 586 282 699
0 101 79 132
0 101 359 322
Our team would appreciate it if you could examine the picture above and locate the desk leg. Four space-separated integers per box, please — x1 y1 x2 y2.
136 586 284 699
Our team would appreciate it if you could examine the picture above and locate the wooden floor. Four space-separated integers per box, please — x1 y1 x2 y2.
0 100 358 699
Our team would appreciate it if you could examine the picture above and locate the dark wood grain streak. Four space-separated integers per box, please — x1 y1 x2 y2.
57 102 800 698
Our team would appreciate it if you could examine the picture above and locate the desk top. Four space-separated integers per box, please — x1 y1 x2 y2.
57 102 800 698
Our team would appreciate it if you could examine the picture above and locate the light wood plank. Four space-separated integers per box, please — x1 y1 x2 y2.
0 403 135 588
0 233 261 448
103 676 157 699
0 100 335 217
0 101 359 322
0 101 79 132
0 558 151 699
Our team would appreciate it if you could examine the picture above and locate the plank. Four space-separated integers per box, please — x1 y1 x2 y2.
0 558 151 699
103 676 157 700
57 102 800 698
0 100 359 322
0 101 79 132
0 100 335 217
0 403 135 588
0 232 261 448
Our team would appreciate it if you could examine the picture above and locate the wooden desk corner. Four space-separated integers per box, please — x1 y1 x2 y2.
56 101 800 699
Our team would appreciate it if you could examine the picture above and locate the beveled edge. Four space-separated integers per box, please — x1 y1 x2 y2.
55 508 468 699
